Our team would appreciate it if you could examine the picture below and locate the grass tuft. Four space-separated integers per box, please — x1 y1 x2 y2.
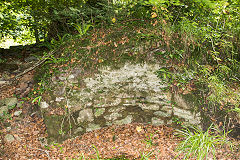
175 124 232 160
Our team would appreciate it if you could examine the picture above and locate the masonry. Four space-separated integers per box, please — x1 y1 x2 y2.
41 62 201 142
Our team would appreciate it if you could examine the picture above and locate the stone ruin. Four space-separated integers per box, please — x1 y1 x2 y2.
41 62 201 142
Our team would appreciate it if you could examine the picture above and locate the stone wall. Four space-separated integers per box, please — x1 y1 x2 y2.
42 62 201 142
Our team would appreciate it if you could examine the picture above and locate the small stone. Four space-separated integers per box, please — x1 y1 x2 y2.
59 76 66 81
39 137 48 147
6 127 11 131
40 101 49 109
114 115 133 125
106 122 112 126
4 134 15 143
0 106 8 116
157 101 169 106
5 97 18 107
117 93 132 98
146 96 159 103
110 98 122 106
94 108 105 117
14 110 22 116
85 102 93 107
139 104 159 110
108 106 125 113
161 105 172 111
68 74 75 79
77 109 94 123
55 97 65 102
86 124 101 132
151 117 164 126
14 135 21 141
153 111 170 118
122 99 136 106
167 120 173 125
0 99 4 105
104 112 122 121
173 107 198 121
0 81 10 85
74 127 84 134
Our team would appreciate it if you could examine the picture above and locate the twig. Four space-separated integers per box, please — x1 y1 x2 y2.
210 37 216 52
121 19 149 24
0 49 58 89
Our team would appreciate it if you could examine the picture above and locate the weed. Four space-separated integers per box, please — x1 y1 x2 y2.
175 124 232 160
32 95 42 106
76 153 86 160
92 145 100 160
0 111 12 121
144 132 157 148
58 129 65 135
72 22 92 38
172 116 184 126
140 151 153 160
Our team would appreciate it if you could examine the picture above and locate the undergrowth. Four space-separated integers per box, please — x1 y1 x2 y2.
29 0 240 159
175 124 233 160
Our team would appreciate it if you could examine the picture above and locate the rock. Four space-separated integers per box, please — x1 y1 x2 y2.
77 109 94 123
59 76 66 81
167 120 172 125
14 110 22 116
104 112 122 121
146 96 160 103
74 127 84 134
4 134 15 143
173 107 200 122
152 117 164 126
106 122 112 126
86 124 101 132
85 102 92 107
55 97 65 102
16 102 23 108
68 74 75 80
139 104 159 110
161 105 172 111
5 97 18 108
94 108 105 117
122 99 136 106
117 93 133 98
109 98 122 106
68 75 78 83
39 137 48 147
24 56 38 62
184 119 201 126
114 115 133 125
0 81 10 85
0 99 4 105
0 106 8 116
54 86 66 96
14 135 21 141
108 106 125 113
40 101 49 109
6 127 11 131
157 101 169 106
153 111 171 118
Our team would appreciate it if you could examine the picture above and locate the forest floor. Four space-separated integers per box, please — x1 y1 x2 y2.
1 108 239 160
0 21 239 159
0 70 239 160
